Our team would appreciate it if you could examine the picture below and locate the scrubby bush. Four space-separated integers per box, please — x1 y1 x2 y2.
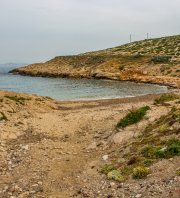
151 56 171 63
142 146 157 158
0 112 7 121
165 138 180 157
143 159 153 166
177 169 180 176
142 138 180 159
154 94 179 105
117 106 150 128
5 95 27 105
101 164 116 174
132 166 149 179
107 170 124 181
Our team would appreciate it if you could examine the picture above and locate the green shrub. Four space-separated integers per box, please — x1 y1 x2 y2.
154 94 179 104
155 149 167 158
107 170 124 181
143 159 153 166
117 106 150 128
142 146 157 158
177 169 180 176
155 141 180 158
0 112 8 121
165 138 180 157
132 166 149 179
101 164 116 174
5 95 30 105
151 56 171 63
142 139 180 159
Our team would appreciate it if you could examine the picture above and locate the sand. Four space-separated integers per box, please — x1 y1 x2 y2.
0 89 179 197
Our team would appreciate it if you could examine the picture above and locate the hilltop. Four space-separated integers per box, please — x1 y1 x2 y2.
83 35 180 57
11 35 180 87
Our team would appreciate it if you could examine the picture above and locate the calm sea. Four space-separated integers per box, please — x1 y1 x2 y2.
0 65 167 100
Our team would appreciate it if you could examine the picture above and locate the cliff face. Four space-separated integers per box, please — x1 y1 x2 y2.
11 35 180 88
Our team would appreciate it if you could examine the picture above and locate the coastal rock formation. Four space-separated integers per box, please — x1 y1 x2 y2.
11 35 180 88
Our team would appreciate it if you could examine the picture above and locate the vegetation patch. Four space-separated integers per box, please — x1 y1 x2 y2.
101 164 116 175
142 138 180 159
0 112 8 121
132 166 149 179
116 106 150 128
177 169 180 176
107 170 124 182
102 106 180 181
5 95 30 105
101 164 124 182
151 56 171 64
154 94 179 105
143 159 153 167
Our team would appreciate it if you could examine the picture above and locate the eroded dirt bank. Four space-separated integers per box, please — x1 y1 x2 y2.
0 90 180 198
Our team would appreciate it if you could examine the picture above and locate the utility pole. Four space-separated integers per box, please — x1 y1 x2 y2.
147 33 149 39
130 34 132 43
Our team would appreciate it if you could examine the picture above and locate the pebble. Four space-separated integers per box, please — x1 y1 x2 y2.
135 194 142 198
21 145 29 150
102 155 108 161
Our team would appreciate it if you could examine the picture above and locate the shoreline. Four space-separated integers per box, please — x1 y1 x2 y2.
58 93 164 105
10 70 180 88
1 73 170 102
0 87 169 105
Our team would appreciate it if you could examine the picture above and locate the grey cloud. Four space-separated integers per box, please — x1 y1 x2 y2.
0 0 179 63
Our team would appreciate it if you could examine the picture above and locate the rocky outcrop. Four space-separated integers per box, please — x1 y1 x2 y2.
11 35 180 88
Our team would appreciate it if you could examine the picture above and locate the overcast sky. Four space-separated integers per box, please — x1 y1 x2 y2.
0 0 180 63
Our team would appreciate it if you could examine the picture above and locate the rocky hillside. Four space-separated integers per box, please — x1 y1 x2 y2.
83 35 180 57
11 35 180 88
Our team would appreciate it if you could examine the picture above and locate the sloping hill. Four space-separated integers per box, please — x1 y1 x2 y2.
83 35 180 57
11 35 180 87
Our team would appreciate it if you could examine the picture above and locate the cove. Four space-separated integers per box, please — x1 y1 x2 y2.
0 73 168 101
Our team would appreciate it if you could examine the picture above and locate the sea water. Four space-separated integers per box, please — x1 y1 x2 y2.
0 72 168 100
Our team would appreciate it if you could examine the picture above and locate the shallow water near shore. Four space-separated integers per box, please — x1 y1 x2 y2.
0 72 168 100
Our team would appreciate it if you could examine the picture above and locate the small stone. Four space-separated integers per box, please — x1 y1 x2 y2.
22 145 29 150
135 194 142 198
160 147 167 152
4 186 9 191
110 182 115 187
102 155 108 161
38 181 43 185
